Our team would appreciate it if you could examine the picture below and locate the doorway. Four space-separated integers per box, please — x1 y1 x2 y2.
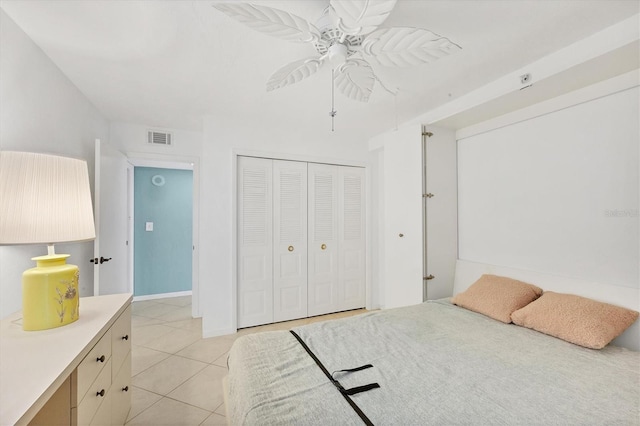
127 153 202 318
133 166 193 299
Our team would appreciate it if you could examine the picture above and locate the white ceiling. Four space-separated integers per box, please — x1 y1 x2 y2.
1 0 638 140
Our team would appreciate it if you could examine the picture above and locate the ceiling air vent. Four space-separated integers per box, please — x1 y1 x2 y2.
147 130 172 146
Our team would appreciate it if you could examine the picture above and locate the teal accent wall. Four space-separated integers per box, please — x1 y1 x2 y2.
134 167 193 296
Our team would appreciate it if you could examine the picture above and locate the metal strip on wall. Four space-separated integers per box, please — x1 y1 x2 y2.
421 126 433 301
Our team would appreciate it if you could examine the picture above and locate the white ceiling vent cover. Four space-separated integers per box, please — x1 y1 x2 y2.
147 130 172 146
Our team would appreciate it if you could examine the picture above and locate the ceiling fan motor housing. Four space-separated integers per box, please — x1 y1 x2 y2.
314 6 362 63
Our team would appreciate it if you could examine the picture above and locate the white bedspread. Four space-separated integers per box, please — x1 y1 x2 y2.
227 300 639 425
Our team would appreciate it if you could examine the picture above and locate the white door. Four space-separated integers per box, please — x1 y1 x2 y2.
423 126 458 301
272 160 308 322
307 163 339 316
93 139 130 296
383 124 424 308
338 166 366 311
237 157 273 328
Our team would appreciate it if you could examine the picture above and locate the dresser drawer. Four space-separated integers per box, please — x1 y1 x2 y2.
111 352 131 425
89 386 112 426
111 306 131 381
76 328 112 400
78 358 112 426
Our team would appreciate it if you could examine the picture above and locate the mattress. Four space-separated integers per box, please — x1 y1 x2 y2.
227 300 640 425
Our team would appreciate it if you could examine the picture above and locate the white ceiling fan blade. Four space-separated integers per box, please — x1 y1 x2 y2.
267 57 324 92
362 27 462 67
335 59 375 102
330 0 397 36
213 3 321 43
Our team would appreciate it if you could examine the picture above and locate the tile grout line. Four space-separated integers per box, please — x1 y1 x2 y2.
125 385 165 424
129 297 218 425
126 389 218 424
133 354 209 393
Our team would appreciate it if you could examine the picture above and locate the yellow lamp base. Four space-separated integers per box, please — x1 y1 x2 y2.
22 254 80 331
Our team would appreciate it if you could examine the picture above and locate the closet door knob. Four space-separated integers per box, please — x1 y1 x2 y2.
122 335 129 341
122 386 129 392
96 389 105 397
288 246 294 252
321 244 326 250
399 233 404 238
96 355 105 363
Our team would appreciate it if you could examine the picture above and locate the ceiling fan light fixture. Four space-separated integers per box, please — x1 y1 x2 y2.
328 43 348 67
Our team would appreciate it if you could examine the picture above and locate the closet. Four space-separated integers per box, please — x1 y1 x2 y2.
237 156 365 328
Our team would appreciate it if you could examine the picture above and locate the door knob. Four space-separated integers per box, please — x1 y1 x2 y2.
288 246 294 252
91 257 112 264
399 233 404 237
321 244 326 250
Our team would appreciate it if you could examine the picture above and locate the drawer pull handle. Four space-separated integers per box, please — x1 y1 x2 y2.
122 335 129 341
96 389 105 397
122 386 129 392
97 355 105 363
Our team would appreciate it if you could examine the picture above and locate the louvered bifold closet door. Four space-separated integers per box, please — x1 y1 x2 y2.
307 163 340 317
272 160 308 322
338 166 366 311
237 157 273 328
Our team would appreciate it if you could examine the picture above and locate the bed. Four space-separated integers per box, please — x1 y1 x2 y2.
225 261 640 425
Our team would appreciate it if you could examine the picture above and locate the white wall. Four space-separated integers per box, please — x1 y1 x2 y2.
0 10 109 317
457 78 639 290
367 148 383 310
200 114 370 337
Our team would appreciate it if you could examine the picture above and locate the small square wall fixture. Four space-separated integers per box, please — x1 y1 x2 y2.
0 151 96 331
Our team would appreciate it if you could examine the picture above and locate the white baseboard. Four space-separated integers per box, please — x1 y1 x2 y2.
133 290 192 302
203 327 237 339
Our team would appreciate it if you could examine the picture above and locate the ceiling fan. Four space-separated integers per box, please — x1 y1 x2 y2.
213 1 461 103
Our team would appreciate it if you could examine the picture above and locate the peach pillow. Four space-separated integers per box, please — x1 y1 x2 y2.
451 274 542 323
511 292 639 349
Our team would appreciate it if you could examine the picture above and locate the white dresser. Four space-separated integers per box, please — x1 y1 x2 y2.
0 293 132 425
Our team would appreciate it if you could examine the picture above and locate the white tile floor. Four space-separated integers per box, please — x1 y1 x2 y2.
126 296 365 425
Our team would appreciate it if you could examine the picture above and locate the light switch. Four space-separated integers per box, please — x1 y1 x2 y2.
145 222 153 232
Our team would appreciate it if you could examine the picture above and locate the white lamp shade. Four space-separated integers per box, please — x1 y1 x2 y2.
0 151 96 244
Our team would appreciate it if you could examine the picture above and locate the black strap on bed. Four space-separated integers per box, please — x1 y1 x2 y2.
333 364 374 375
290 330 379 426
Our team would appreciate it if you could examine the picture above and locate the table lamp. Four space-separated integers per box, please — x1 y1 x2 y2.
0 151 96 331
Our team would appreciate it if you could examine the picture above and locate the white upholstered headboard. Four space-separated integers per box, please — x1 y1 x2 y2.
453 260 640 351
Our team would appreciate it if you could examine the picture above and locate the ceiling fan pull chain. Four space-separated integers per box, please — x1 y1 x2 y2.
394 92 398 131
330 68 337 132
374 74 399 96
